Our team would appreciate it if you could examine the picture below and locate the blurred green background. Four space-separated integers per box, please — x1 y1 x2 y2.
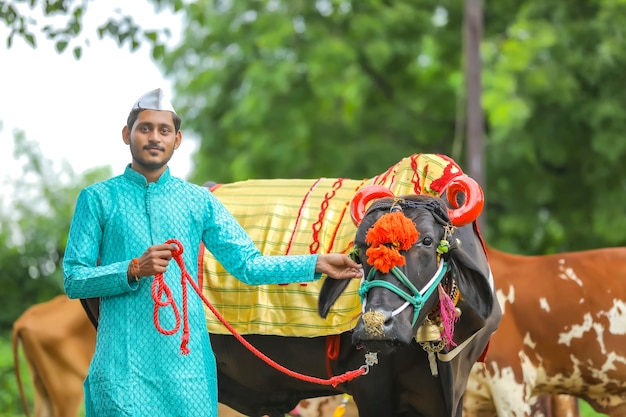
1 1 624 416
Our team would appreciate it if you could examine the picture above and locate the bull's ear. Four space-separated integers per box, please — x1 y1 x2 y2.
448 248 494 320
318 277 352 318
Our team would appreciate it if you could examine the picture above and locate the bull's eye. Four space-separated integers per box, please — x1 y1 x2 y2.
422 237 433 246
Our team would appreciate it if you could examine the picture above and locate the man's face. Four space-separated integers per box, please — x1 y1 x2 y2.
123 110 181 173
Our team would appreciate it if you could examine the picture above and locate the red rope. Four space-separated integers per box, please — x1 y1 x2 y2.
152 239 367 387
152 239 191 354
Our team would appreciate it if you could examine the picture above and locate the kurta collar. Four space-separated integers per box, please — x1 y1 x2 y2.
123 164 171 187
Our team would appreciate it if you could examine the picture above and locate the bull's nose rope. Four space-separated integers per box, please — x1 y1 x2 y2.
152 239 372 386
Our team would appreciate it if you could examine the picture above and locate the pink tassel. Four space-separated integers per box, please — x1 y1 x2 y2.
438 284 458 349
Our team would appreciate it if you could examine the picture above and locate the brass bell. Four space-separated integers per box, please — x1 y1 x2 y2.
415 319 442 343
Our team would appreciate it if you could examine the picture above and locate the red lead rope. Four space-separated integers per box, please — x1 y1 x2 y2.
152 239 193 354
151 239 369 387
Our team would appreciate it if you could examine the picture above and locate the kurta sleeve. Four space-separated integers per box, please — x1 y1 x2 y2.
63 188 137 298
201 192 322 285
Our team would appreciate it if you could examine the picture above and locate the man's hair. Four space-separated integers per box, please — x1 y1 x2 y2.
126 108 182 132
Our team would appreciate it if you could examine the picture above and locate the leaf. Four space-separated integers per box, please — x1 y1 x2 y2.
54 40 68 53
72 46 82 59
24 33 36 47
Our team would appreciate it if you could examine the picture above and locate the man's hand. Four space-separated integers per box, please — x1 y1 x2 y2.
315 254 363 280
131 243 177 279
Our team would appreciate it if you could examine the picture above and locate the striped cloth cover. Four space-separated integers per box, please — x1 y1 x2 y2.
202 153 464 336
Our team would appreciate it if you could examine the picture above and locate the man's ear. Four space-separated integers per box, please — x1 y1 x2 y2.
174 130 182 150
122 125 131 145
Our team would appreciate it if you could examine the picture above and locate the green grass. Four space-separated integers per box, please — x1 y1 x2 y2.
0 333 33 417
580 399 609 417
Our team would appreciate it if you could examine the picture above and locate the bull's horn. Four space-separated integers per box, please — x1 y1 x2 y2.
350 185 395 225
442 175 484 226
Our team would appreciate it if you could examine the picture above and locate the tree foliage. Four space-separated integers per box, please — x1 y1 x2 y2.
0 131 110 329
482 1 626 253
0 0 175 58
164 0 465 182
159 0 626 254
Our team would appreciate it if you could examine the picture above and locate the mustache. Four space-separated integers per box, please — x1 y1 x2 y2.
144 145 165 151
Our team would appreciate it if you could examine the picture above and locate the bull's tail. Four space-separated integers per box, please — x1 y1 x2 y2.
12 323 32 417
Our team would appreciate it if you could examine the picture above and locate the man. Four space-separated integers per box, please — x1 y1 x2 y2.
63 88 362 417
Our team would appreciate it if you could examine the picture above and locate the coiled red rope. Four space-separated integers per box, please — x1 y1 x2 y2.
152 239 368 387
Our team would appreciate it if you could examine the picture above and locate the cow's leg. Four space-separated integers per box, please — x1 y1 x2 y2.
530 395 553 417
19 331 54 417
484 365 532 417
463 362 497 417
551 395 579 417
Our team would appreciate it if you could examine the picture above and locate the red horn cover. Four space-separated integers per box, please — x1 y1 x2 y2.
350 185 395 226
442 175 484 226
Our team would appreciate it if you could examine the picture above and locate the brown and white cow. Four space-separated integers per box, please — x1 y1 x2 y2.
463 246 626 417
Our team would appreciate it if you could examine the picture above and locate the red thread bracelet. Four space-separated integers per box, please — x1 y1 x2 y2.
131 258 140 282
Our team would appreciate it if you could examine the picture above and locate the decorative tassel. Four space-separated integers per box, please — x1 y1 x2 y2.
180 332 190 355
438 284 458 349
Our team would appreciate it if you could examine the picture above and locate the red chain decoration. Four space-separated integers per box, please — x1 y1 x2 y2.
309 178 344 254
152 239 368 386
286 179 321 255
410 154 422 195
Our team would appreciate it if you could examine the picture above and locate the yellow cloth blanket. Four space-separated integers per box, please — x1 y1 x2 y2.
202 153 463 336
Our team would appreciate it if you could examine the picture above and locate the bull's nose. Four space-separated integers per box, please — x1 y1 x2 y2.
361 310 390 337
352 307 415 347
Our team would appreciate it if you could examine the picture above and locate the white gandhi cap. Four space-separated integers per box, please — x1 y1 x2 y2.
132 88 176 114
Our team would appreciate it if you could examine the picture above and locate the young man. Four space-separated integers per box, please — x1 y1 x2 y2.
63 88 362 416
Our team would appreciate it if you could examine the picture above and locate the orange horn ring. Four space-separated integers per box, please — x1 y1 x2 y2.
350 185 395 226
441 175 484 226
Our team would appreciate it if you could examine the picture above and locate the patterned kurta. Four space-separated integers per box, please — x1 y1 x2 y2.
63 166 320 416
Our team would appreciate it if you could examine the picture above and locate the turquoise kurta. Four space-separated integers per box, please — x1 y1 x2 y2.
63 166 320 417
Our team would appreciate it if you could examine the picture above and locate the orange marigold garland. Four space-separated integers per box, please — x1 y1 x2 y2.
365 211 419 273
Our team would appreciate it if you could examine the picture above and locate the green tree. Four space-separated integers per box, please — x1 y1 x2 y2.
481 1 626 253
159 0 626 255
0 0 175 58
164 0 465 183
0 131 110 330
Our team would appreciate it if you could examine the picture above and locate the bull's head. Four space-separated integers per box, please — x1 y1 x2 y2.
319 176 494 354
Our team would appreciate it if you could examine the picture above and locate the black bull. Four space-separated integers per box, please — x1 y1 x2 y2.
81 181 501 417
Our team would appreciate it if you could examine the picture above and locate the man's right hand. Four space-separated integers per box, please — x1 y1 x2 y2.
133 243 178 278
